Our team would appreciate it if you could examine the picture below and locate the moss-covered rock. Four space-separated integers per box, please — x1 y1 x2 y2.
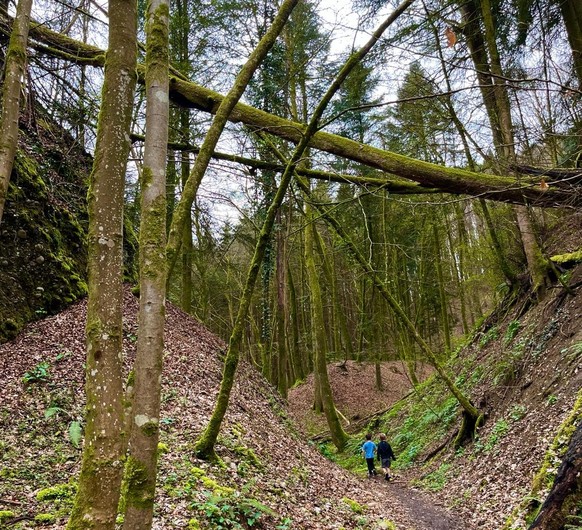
0 108 138 342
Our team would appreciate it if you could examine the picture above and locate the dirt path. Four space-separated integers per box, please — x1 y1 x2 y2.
366 476 471 530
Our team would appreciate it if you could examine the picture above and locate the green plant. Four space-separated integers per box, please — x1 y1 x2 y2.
504 320 521 344
417 463 451 491
55 350 72 362
376 520 397 530
561 341 582 363
482 419 509 452
276 517 292 529
342 497 365 514
22 361 50 384
44 407 83 447
190 491 276 529
36 482 77 501
35 513 57 524
479 326 499 348
509 404 527 421
546 394 558 406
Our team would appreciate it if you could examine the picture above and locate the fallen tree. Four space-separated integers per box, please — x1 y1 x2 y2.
5 16 581 208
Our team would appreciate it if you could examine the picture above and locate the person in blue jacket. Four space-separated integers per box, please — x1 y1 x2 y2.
361 433 377 477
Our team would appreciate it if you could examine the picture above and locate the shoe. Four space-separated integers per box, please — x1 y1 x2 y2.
373 470 377 476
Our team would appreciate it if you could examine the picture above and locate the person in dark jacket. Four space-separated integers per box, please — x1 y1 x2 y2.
377 433 396 481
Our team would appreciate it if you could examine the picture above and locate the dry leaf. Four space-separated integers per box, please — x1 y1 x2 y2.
445 27 457 48
540 178 549 190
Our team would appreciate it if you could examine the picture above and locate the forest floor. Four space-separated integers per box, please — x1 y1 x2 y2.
0 288 470 530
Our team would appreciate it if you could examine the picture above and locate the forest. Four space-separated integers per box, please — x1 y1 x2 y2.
0 0 581 528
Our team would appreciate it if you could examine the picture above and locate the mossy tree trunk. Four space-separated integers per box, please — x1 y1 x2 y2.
304 188 348 451
432 218 451 352
196 0 413 459
16 20 579 208
275 210 288 397
0 0 32 225
66 0 137 527
122 0 169 528
180 111 193 313
557 0 582 94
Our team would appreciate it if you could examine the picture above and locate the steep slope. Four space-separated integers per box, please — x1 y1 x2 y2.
0 110 90 342
288 360 433 435
0 288 465 529
301 254 582 528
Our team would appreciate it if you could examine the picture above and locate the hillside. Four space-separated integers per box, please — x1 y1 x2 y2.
296 255 582 529
0 111 91 342
0 288 468 529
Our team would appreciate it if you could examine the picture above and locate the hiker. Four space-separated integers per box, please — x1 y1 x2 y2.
377 433 396 481
361 433 377 478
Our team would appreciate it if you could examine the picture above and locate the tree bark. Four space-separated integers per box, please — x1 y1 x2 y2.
558 0 582 88
122 0 169 528
66 0 137 527
0 0 32 225
529 421 582 530
304 192 348 450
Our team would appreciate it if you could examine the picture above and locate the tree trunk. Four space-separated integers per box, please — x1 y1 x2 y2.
304 196 348 451
558 0 582 88
180 111 193 313
432 219 451 352
275 210 288 397
66 0 137 526
0 0 32 225
122 0 169 527
529 421 582 530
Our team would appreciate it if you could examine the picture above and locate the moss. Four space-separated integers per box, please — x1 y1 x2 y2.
0 511 15 521
36 482 77 501
157 442 169 454
188 518 201 529
190 466 206 479
550 249 582 265
141 420 159 437
122 455 154 511
233 444 262 468
35 513 57 524
342 497 365 514
1 132 90 343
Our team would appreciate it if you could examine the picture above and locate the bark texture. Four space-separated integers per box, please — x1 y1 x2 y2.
66 0 138 527
0 0 32 225
122 0 169 528
529 421 582 530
